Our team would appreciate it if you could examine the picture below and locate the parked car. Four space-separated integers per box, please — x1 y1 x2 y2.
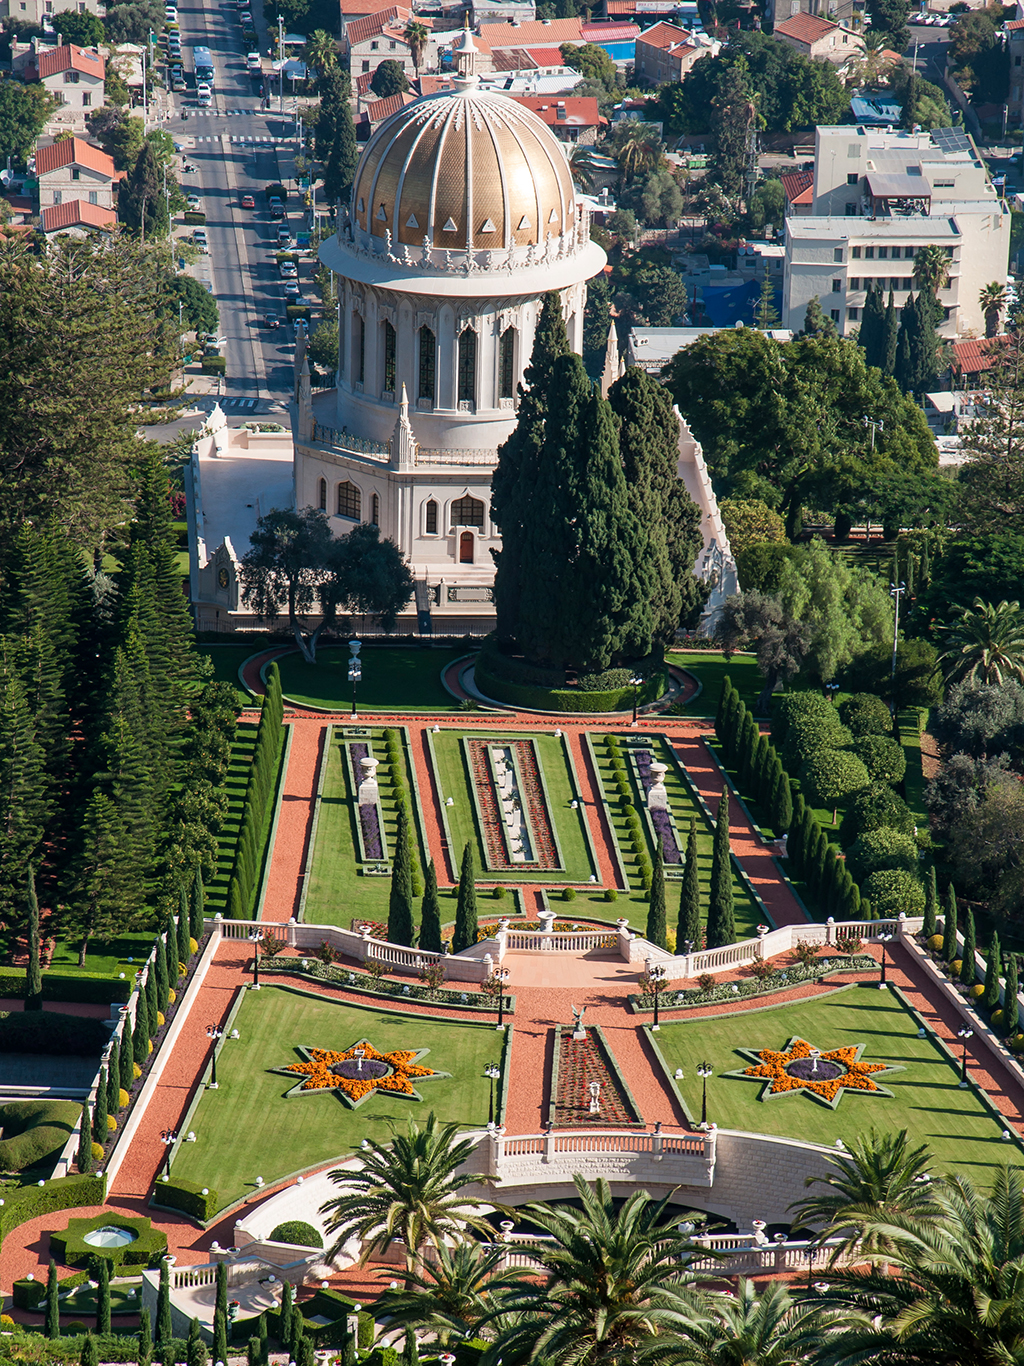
279 261 297 278
164 4 178 18
241 193 256 208
193 228 209 252
172 77 186 91
263 313 281 328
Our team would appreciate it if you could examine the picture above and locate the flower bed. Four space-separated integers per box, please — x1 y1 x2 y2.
465 737 561 872
548 1024 644 1128
347 742 389 866
260 957 515 1014
631 747 683 867
629 954 877 1013
724 1035 903 1108
274 1039 449 1108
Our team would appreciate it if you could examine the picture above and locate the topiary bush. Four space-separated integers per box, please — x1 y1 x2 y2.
852 734 907 787
50 1213 168 1269
800 749 870 813
839 693 893 738
772 691 844 750
0 1100 81 1172
781 713 853 777
862 867 925 917
0 1012 109 1055
561 888 576 902
847 827 920 882
839 783 916 847
152 1177 220 1223
604 888 617 902
269 1220 324 1249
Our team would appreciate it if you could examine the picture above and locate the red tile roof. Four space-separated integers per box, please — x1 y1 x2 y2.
952 335 1009 374
415 74 455 93
510 94 603 127
1005 16 1024 28
781 168 814 206
354 70 374 95
774 12 840 43
362 90 417 123
41 200 116 232
635 20 692 50
347 6 408 46
34 137 115 178
581 20 639 39
478 17 584 48
36 42 105 80
340 0 401 15
492 46 537 68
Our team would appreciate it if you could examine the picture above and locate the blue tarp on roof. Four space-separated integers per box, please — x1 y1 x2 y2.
850 93 902 125
700 278 762 327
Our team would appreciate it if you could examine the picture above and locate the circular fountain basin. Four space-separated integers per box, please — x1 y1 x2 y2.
82 1226 137 1249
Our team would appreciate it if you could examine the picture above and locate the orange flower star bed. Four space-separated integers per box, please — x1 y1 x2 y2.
273 1038 450 1109
723 1036 904 1110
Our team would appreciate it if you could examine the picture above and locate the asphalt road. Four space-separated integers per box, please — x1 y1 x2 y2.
162 0 312 403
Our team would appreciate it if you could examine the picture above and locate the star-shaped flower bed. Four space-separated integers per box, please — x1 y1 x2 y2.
273 1038 450 1109
723 1036 903 1110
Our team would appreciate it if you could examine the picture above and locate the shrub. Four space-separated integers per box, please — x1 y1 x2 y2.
269 1221 323 1249
12 1278 45 1309
604 888 618 902
697 973 716 992
949 959 963 977
847 827 920 882
201 356 226 376
970 983 986 999
0 1012 109 1056
790 940 821 966
152 1178 220 1223
0 1100 81 1172
839 783 915 847
992 1009 1006 1029
863 867 925 916
182 211 206 225
491 886 506 900
91 1141 104 1160
51 1213 167 1269
106 1114 116 1131
0 1174 106 1250
561 888 576 902
772 691 843 749
622 803 636 818
286 305 311 322
839 693 893 738
605 735 620 751
927 934 944 952
610 756 626 773
852 734 907 786
800 749 870 814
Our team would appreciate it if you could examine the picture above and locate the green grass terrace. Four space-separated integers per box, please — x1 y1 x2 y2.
274 646 468 712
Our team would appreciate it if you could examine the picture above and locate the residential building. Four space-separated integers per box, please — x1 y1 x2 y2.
349 11 439 80
355 89 418 134
766 0 864 32
1003 13 1024 128
633 21 703 84
0 0 100 27
339 0 409 49
508 94 603 144
41 199 117 235
781 167 814 216
625 325 793 373
29 41 106 118
471 0 536 24
34 136 116 211
772 13 864 62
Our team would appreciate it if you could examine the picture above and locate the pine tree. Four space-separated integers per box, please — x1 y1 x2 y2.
0 667 49 942
941 883 958 962
646 846 667 949
1005 954 1020 1036
190 867 205 942
922 865 938 939
452 843 478 954
491 291 570 642
388 805 415 947
771 766 793 837
138 1308 153 1366
677 818 701 951
81 1333 99 1366
77 1101 92 1174
96 1256 111 1336
155 932 170 1013
960 909 977 986
45 1259 59 1340
177 889 190 969
706 791 735 948
93 1065 108 1146
418 858 442 953
25 862 42 1010
186 1317 207 1366
983 931 1002 1010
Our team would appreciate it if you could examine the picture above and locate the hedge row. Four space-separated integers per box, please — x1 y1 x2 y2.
0 971 132 1004
151 1175 220 1223
227 663 285 918
183 211 206 224
382 728 422 896
476 663 664 714
0 1010 110 1056
2 1334 190 1364
0 1100 81 1172
201 356 226 376
0 1174 106 1252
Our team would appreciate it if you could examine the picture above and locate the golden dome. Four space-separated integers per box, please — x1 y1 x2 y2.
351 86 577 254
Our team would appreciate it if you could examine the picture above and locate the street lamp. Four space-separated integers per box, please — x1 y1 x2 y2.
160 1129 177 1179
348 638 362 720
890 581 907 716
958 1026 974 1088
248 929 263 989
630 674 644 725
485 1063 500 1125
493 965 510 1031
647 963 667 1031
206 1024 223 1088
862 414 884 450
697 1061 713 1129
878 933 893 989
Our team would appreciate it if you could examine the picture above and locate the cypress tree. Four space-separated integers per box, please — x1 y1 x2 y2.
787 792 806 868
155 932 169 1013
452 843 478 954
81 1333 99 1366
941 883 958 961
983 931 1002 1010
177 887 189 971
677 818 701 951
715 676 733 743
809 831 829 899
841 871 861 919
25 863 42 1010
646 846 667 949
133 1003 149 1066
321 70 359 203
107 1041 120 1114
1005 954 1020 1036
138 1307 153 1366
119 1021 134 1092
77 1101 92 1173
752 733 770 803
739 711 759 787
289 1304 304 1363
727 701 747 767
297 1330 315 1366
93 1065 108 1145
387 805 415 947
186 1317 207 1366
215 1261 228 1323
798 808 818 877
418 858 442 953
858 283 885 369
922 865 938 939
258 1310 268 1366
156 1261 172 1347
145 962 159 1035
882 289 898 376
96 1256 111 1335
771 766 793 837
706 791 735 948
911 288 940 394
45 1259 59 1340
248 1340 260 1366
190 867 204 942
894 305 914 392
279 1283 294 1350
960 909 977 986
213 1307 228 1366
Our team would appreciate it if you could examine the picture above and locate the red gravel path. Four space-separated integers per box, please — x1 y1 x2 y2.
261 722 326 924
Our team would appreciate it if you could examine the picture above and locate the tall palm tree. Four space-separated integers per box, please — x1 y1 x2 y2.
789 1128 943 1263
304 29 338 84
479 1176 712 1366
403 21 429 78
979 281 1007 338
570 146 601 193
319 1113 498 1279
912 243 951 301
372 1241 515 1347
813 1166 1024 1366
612 125 663 185
936 596 1024 686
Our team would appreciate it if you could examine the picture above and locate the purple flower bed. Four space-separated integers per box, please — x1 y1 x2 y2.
635 749 681 864
360 803 383 859
332 1058 389 1080
785 1057 844 1082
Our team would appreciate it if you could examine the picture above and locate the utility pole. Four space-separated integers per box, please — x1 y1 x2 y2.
278 15 285 113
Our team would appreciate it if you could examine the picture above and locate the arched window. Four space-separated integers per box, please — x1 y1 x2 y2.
318 478 327 511
418 325 436 402
425 499 438 535
499 327 515 399
337 481 361 520
353 314 365 384
457 327 477 404
383 320 396 393
371 492 380 525
459 531 474 564
452 495 484 528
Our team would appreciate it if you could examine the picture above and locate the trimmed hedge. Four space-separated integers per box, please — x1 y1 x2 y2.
863 867 925 916
0 1100 80 1172
50 1212 168 1269
201 356 226 375
151 1176 220 1223
852 733 907 786
839 782 916 847
476 663 665 714
285 305 311 321
847 826 920 882
0 971 132 1004
225 663 285 918
839 692 893 737
3 1334 189 1364
269 1219 323 1248
183 211 206 225
0 1173 106 1251
0 1011 109 1056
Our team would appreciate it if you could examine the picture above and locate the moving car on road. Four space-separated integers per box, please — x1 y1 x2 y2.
186 194 202 210
241 193 256 208
283 281 300 298
279 261 297 278
196 83 212 106
263 314 281 329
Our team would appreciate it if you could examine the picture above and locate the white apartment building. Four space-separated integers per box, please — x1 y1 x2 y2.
782 124 1010 337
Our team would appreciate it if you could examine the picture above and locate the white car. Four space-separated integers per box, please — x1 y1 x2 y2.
279 261 297 278
283 280 300 298
186 194 202 210
197 83 212 106
164 5 177 17
193 229 209 253
246 51 261 70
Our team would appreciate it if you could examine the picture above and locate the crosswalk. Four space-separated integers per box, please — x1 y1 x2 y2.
190 109 290 118
190 134 288 143
193 395 263 410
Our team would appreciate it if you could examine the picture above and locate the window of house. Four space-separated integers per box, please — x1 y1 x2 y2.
53 191 62 205
452 494 484 527
849 277 861 290
943 306 952 321
371 493 380 524
833 247 843 262
904 245 915 258
1016 54 1022 65
425 499 438 534
354 314 364 383
362 60 369 71
904 278 913 289
318 478 327 511
457 327 476 404
383 319 396 392
88 190 97 204
418 325 435 401
832 278 842 292
830 309 840 323
64 71 79 83
337 481 361 520
847 173 858 185
71 167 80 180
847 307 860 321
878 246 888 259
82 93 91 106
389 39 396 48
852 245 862 258
499 327 515 399
370 39 378 48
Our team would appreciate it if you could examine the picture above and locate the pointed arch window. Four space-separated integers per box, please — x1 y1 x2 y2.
371 493 380 525
499 327 515 399
452 495 484 528
318 478 327 511
425 499 438 534
337 481 361 520
418 325 436 402
353 314 365 384
383 320 396 393
457 327 477 404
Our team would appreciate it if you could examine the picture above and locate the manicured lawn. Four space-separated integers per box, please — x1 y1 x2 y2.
655 987 1021 1176
276 647 467 711
589 734 761 939
170 986 498 1209
197 645 261 708
46 938 159 978
668 652 764 718
303 727 427 927
429 731 599 884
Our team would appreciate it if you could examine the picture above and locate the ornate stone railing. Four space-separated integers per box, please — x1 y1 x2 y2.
463 1126 716 1189
484 1230 848 1276
415 448 499 466
311 422 391 462
504 928 621 955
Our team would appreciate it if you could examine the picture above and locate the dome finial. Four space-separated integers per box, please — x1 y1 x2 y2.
453 16 479 88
